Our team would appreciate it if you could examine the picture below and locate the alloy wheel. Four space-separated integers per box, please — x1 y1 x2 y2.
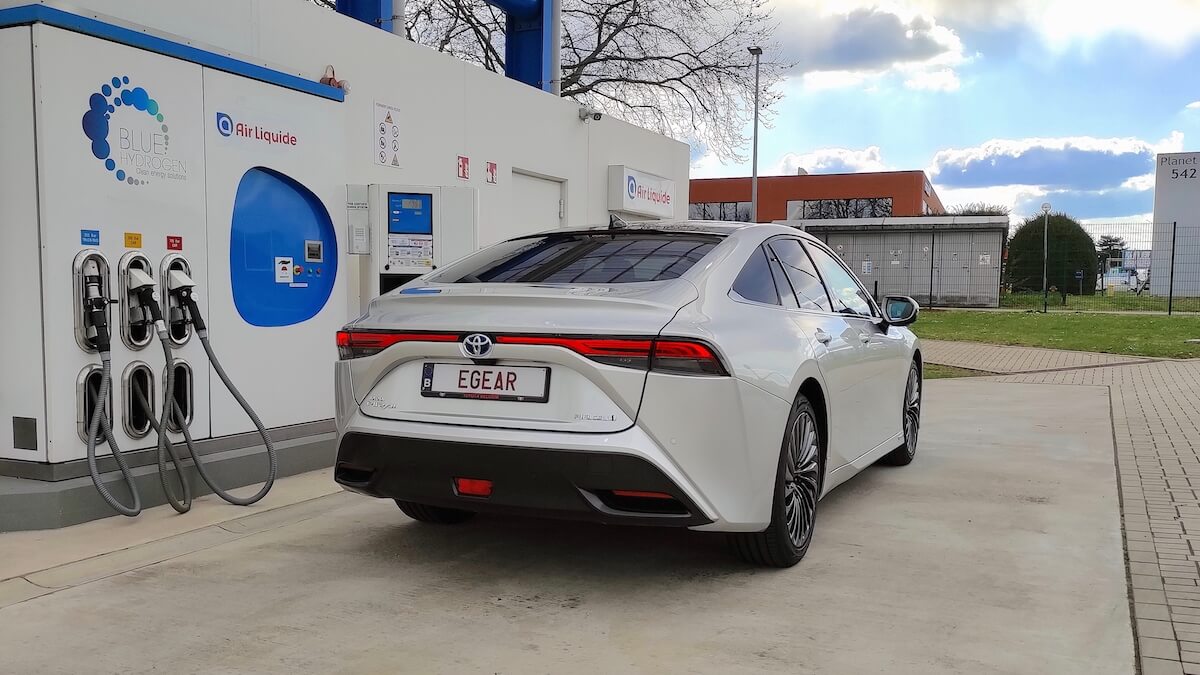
783 410 820 549
904 366 921 451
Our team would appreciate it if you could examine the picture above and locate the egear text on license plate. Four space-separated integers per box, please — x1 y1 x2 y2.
420 363 551 403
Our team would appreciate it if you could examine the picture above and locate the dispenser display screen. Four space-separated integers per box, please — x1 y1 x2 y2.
387 192 433 268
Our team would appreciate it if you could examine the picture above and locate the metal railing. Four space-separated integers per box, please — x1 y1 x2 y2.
1004 221 1199 315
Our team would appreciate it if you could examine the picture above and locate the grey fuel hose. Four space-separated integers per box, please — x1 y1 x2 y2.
190 329 278 505
150 325 277 507
136 343 192 514
86 354 142 517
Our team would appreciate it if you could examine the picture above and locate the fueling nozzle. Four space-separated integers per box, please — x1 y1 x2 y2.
82 259 112 352
127 267 167 339
167 268 205 332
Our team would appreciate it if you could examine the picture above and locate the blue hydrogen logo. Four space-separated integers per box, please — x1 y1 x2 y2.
216 112 233 137
81 75 166 186
627 175 637 200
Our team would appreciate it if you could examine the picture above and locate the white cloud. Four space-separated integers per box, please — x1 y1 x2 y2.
779 0 1200 52
800 70 872 91
928 132 1184 190
1121 174 1155 191
1187 101 1200 110
903 68 960 91
770 6 968 92
772 146 889 175
936 185 1046 225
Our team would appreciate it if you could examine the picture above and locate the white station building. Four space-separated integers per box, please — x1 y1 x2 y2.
0 0 689 529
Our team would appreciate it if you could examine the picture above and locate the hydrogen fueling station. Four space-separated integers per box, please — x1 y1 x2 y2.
0 0 688 531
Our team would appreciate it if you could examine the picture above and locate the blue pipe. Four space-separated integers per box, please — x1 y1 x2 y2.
335 0 395 34
484 0 541 19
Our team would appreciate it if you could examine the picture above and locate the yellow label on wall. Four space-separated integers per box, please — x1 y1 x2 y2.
124 232 142 248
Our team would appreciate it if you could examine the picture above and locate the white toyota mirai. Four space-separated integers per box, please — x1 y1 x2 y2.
333 221 922 567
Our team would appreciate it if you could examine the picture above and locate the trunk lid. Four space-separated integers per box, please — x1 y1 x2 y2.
347 280 697 433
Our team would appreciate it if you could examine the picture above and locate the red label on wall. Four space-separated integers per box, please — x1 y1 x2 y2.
457 155 470 180
486 161 497 184
167 236 183 251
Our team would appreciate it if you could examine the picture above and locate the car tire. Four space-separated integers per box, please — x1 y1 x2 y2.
729 394 822 568
880 360 922 466
394 499 476 524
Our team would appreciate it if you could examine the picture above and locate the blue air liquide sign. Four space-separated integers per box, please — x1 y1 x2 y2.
608 165 676 219
81 75 187 186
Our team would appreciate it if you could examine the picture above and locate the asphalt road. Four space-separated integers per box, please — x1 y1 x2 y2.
0 380 1133 674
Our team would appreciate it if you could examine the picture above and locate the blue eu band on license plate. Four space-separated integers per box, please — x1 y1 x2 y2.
420 363 551 403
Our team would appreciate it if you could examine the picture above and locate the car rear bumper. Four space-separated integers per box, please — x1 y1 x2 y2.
335 432 713 527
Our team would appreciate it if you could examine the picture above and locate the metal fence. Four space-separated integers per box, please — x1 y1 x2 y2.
1003 221 1200 314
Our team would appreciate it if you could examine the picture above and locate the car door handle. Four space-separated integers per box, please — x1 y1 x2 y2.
814 329 832 345
859 333 872 344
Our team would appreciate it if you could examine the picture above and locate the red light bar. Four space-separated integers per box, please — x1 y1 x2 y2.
336 330 459 359
496 335 653 357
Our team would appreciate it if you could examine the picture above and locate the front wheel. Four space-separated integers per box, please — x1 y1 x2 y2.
729 395 822 568
880 361 922 466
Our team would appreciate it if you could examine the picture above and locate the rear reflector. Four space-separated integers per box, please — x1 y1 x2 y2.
454 477 493 498
610 490 675 499
336 330 458 359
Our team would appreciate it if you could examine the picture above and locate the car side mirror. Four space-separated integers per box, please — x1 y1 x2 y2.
883 296 919 327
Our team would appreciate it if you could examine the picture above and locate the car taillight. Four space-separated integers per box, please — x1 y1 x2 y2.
496 336 654 370
335 330 458 359
651 340 728 376
495 335 727 376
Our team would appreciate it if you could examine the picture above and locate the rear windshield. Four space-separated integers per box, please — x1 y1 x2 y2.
431 233 721 284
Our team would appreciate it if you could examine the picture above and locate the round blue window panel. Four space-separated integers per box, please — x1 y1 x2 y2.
229 167 337 327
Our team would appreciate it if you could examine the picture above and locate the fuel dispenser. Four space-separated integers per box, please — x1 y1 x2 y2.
349 184 478 311
0 19 347 526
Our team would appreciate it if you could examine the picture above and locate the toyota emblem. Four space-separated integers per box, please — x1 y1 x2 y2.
461 333 493 359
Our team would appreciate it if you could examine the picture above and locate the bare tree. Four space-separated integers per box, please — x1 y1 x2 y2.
306 0 782 161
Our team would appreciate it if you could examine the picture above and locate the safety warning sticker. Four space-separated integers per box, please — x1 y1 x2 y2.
374 102 402 169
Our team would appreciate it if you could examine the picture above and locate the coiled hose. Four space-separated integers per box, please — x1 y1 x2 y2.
148 330 277 507
135 343 192 513
85 354 142 517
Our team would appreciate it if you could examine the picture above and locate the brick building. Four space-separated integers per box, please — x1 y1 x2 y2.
689 170 945 222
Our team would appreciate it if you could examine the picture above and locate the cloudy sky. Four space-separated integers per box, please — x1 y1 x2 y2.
691 0 1200 221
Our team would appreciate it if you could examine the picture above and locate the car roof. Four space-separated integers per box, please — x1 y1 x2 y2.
532 220 820 241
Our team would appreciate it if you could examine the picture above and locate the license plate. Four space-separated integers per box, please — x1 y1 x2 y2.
420 363 550 403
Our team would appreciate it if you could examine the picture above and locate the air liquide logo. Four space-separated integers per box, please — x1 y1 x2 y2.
215 111 298 147
627 175 638 200
81 75 186 187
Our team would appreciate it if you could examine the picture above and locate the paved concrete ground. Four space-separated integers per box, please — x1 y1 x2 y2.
922 338 1151 374
924 339 1200 675
0 380 1131 674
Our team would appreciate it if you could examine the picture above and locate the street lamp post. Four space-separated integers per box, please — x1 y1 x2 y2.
1041 202 1052 313
748 46 762 223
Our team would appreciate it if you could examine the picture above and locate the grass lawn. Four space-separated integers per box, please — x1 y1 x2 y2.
924 363 993 379
1000 291 1200 313
912 309 1200 359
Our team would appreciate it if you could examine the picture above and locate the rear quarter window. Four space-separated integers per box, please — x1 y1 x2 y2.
731 246 780 305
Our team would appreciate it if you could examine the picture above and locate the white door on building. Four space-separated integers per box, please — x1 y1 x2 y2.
504 171 563 243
